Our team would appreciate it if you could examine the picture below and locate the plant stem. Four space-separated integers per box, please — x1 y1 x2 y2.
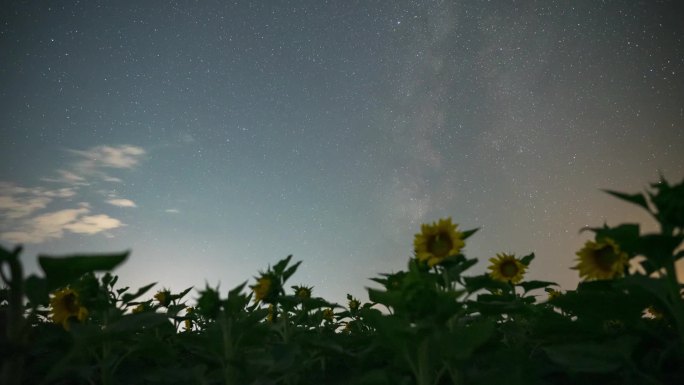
1 247 25 385
220 313 234 385
664 261 684 347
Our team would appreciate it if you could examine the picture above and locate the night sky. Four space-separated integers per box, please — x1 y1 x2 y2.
2 1 683 304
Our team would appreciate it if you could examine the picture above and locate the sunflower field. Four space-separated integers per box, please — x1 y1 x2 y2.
2 177 684 385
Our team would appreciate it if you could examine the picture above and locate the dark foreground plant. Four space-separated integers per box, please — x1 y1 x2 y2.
1 176 683 384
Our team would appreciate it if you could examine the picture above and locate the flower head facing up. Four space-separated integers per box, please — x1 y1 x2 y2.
488 253 526 284
322 308 334 322
574 238 628 280
348 297 360 312
50 288 88 330
414 218 465 267
293 285 312 300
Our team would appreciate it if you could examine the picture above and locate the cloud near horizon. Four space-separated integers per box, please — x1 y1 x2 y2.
1 204 124 244
0 144 145 245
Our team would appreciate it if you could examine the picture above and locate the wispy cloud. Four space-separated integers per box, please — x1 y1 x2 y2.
1 204 124 244
65 145 146 183
107 198 137 208
0 144 145 245
40 145 146 186
165 208 180 214
0 182 77 219
70 145 146 169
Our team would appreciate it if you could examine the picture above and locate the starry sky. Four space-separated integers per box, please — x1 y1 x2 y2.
2 1 683 304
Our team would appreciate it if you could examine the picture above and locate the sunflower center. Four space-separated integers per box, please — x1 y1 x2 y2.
499 261 519 278
594 245 618 271
62 293 80 314
428 233 453 258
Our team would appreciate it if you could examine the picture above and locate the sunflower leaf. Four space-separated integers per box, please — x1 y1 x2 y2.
542 341 625 373
121 282 157 304
282 260 302 283
633 234 684 266
518 280 557 293
592 224 641 255
602 189 650 213
39 251 129 290
273 255 293 275
24 274 49 306
520 252 535 266
461 228 479 241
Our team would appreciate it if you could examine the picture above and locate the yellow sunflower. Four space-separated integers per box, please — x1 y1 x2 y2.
488 253 526 283
154 290 171 307
50 288 88 330
348 297 360 312
252 276 273 303
573 238 628 280
322 308 334 322
414 217 465 267
293 285 312 300
547 289 562 301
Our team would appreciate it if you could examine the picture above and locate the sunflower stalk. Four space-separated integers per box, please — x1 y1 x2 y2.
0 246 26 385
663 260 684 348
219 312 236 385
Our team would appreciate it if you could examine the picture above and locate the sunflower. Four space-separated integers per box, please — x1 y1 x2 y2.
251 275 275 303
348 297 360 312
573 238 628 280
322 308 335 322
293 285 312 300
154 290 171 307
546 289 562 301
414 217 465 267
488 253 526 283
50 288 88 330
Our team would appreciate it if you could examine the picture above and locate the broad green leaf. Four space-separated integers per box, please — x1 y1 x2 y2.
592 224 641 255
552 281 650 321
24 274 49 306
39 251 129 290
367 288 402 308
106 312 172 333
282 260 302 283
634 234 683 266
543 342 624 373
121 282 157 304
464 274 510 294
441 318 495 360
520 252 535 266
445 257 478 280
273 254 293 274
617 275 668 305
602 189 650 212
461 227 479 240
176 286 194 300
229 281 247 297
301 296 334 309
518 280 557 293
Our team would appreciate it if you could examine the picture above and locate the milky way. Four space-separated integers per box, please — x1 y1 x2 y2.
2 1 683 303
